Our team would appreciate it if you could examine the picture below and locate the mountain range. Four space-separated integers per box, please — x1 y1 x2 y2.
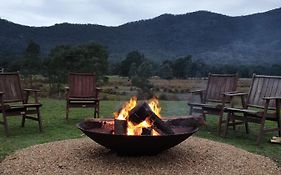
1 8 281 64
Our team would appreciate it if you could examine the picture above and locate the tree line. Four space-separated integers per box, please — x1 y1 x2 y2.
110 51 281 79
1 41 281 86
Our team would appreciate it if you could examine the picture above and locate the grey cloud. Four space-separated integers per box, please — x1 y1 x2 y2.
0 0 280 26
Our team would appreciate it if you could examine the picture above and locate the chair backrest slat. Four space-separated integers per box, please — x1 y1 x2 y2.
69 73 97 98
247 75 281 108
205 74 238 102
0 73 23 102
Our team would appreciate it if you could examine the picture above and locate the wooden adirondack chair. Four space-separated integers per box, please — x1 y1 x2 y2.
223 74 281 145
188 73 239 134
0 72 42 136
65 73 100 120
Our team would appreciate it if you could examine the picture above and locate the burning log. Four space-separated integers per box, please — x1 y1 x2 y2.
141 127 152 136
83 118 104 130
129 103 174 135
114 119 127 135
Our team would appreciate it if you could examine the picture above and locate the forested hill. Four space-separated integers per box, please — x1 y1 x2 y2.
1 7 281 64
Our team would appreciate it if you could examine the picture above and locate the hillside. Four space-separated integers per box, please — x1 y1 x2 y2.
0 8 281 64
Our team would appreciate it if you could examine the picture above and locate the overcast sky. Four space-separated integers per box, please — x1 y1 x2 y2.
0 0 280 27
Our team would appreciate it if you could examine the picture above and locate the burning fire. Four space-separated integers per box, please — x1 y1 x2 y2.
114 96 161 136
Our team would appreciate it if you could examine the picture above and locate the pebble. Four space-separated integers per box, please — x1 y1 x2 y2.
0 137 280 175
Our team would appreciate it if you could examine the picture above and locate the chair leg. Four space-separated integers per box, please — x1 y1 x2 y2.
223 111 231 137
189 106 193 115
232 118 236 130
276 100 281 137
277 119 281 137
3 114 9 136
217 115 223 134
94 102 100 118
94 107 97 118
21 113 26 127
277 102 281 136
97 102 100 118
202 111 206 121
244 116 249 134
257 117 266 145
66 102 69 120
37 107 43 132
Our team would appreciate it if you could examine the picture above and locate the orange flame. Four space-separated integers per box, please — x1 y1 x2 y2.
114 96 137 120
114 96 161 136
148 96 161 118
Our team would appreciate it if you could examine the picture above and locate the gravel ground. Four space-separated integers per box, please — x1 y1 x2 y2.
0 137 280 175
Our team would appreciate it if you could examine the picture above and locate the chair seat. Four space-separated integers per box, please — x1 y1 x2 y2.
23 103 42 108
1 105 25 113
188 102 222 109
224 107 256 113
225 107 278 120
69 100 99 104
68 100 99 108
69 97 99 101
247 112 278 121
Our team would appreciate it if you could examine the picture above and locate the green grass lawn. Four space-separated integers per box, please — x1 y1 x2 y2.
0 98 280 166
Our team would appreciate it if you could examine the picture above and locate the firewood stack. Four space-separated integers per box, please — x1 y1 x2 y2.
114 102 175 135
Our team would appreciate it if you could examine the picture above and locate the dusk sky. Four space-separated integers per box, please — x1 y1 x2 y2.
0 0 281 27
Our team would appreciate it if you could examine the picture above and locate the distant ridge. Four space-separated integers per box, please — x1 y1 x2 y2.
1 7 281 64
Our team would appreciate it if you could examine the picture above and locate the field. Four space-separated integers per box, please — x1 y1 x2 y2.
0 77 280 166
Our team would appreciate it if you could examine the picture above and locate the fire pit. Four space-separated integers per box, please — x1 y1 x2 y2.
77 97 203 155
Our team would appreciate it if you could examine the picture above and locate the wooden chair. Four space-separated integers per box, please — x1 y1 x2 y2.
0 72 42 136
188 73 239 134
223 74 281 145
65 73 100 120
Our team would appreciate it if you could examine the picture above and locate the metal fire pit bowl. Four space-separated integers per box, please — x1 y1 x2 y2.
77 117 199 155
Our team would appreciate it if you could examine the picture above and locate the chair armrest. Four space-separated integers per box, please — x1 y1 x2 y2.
262 96 281 100
189 89 205 94
223 92 248 97
223 92 248 108
0 92 4 109
224 107 256 114
0 92 4 100
23 89 40 103
262 97 281 110
96 87 102 98
24 88 40 92
65 87 69 99
221 91 238 95
189 89 205 103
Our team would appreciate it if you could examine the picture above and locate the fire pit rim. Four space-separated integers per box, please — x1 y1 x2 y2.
77 117 200 155
76 117 199 137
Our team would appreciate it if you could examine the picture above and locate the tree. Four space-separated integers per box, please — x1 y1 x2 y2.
190 59 209 77
120 50 145 76
172 55 192 78
18 40 42 87
44 42 108 96
137 61 153 78
128 63 137 78
131 60 154 99
271 64 281 76
158 62 173 80
22 40 42 75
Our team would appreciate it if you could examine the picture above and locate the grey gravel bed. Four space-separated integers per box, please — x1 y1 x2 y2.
0 137 280 175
